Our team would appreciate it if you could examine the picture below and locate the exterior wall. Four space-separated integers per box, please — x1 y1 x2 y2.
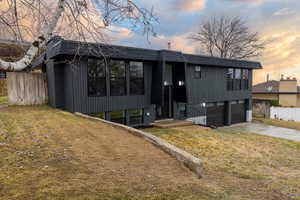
62 58 156 126
279 94 298 107
186 65 252 104
253 93 278 101
279 80 297 92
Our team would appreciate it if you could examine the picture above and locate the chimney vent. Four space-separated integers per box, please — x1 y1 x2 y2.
167 42 171 50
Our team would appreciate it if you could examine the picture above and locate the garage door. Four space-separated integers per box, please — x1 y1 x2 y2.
231 100 246 124
207 102 225 127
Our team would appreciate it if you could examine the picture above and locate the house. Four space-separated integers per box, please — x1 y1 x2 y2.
253 77 300 107
33 37 262 127
0 39 31 80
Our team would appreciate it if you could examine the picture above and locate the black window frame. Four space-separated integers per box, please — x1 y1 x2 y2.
129 61 145 95
87 58 107 97
109 60 127 96
129 109 144 125
194 66 202 79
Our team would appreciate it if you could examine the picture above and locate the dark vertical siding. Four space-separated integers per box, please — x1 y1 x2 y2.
64 63 75 112
54 64 65 109
68 58 154 118
46 59 56 108
186 65 252 103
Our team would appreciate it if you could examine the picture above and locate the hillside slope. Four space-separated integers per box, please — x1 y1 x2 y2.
0 106 211 200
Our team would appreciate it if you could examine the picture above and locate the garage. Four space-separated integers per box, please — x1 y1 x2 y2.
231 100 246 124
206 102 225 127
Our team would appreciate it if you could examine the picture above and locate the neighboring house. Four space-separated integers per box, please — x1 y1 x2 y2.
32 37 262 127
0 39 30 80
253 78 300 107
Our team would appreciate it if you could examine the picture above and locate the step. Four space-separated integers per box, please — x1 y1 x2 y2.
151 119 193 128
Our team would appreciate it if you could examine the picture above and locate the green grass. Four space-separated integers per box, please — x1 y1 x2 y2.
0 96 7 104
145 126 300 200
255 117 300 131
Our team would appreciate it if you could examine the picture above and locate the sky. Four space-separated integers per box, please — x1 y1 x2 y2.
105 0 300 84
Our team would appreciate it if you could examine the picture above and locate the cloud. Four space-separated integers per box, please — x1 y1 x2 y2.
273 8 295 16
174 0 206 12
226 0 281 7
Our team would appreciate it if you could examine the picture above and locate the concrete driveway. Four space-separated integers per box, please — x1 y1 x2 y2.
223 123 300 142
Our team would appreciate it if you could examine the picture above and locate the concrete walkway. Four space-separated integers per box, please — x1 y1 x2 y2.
223 122 300 142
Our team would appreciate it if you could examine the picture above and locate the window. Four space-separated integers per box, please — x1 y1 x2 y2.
242 69 249 90
87 59 106 97
110 60 126 96
130 62 144 95
235 69 242 79
194 66 201 79
110 111 126 124
227 68 234 79
129 109 143 125
227 68 234 91
242 69 249 80
90 112 105 119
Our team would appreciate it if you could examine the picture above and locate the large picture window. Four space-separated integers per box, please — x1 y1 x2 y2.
87 59 106 97
110 60 126 96
130 62 144 95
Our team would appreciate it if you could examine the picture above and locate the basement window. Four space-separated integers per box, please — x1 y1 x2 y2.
129 109 143 125
110 111 126 124
90 112 105 119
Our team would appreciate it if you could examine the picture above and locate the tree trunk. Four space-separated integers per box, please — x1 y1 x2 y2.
7 72 48 105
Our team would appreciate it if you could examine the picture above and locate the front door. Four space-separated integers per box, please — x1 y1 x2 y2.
162 85 173 119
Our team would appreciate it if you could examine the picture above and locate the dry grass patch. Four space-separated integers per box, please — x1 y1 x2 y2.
0 96 7 104
145 126 300 200
0 106 224 200
255 118 300 131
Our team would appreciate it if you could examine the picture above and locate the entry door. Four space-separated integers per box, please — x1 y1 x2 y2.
162 85 173 119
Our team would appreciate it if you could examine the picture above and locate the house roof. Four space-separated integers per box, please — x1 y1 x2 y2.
41 37 262 70
0 39 30 62
253 80 300 94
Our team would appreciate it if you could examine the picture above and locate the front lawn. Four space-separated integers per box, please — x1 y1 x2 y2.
0 106 217 200
255 117 300 131
145 126 300 200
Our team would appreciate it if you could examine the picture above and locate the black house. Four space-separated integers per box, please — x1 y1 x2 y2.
39 38 262 127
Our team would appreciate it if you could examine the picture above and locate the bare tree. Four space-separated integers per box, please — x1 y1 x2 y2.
190 15 267 60
0 0 157 71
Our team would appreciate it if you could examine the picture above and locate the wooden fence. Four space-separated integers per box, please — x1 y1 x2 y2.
7 72 48 105
0 79 7 96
